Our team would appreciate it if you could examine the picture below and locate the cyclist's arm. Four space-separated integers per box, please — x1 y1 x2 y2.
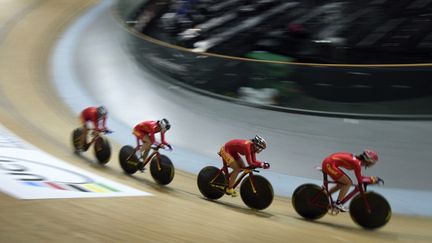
160 131 168 145
101 116 107 130
353 164 363 185
244 146 261 167
361 176 377 184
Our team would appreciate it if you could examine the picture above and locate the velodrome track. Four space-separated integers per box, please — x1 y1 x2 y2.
1 0 432 242
59 0 432 214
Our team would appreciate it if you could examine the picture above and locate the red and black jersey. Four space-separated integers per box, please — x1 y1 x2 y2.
133 120 167 144
223 139 262 167
80 106 107 132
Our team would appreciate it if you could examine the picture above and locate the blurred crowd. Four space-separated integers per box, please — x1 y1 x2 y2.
131 0 432 64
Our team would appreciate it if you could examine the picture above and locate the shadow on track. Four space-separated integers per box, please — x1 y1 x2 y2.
73 151 109 169
199 197 275 218
293 216 428 241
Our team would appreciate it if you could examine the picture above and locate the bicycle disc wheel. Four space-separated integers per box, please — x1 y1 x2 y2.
350 192 391 229
94 136 111 165
119 145 139 174
150 154 175 185
71 128 84 152
292 184 329 220
240 175 274 210
197 166 226 200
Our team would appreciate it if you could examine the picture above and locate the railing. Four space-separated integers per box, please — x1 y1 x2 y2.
113 0 432 119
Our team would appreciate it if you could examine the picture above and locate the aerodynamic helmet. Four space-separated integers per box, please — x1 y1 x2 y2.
252 135 267 151
96 106 107 118
362 149 378 165
159 118 171 130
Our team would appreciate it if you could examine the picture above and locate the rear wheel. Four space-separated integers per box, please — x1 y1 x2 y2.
72 128 84 152
197 166 226 200
119 145 139 174
150 154 175 185
350 192 391 229
94 136 111 164
240 175 273 210
292 184 329 220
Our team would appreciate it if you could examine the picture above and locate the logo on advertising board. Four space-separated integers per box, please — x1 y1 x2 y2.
0 125 151 199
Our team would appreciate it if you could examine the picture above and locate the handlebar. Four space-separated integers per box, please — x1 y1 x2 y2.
239 166 260 173
361 176 384 186
88 128 113 134
150 143 172 151
240 165 254 170
239 163 269 172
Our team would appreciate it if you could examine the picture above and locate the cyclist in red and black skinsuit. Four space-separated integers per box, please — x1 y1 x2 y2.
79 106 109 150
132 119 172 170
219 135 270 197
322 150 381 212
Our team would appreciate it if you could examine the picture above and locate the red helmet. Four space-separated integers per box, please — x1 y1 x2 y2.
363 149 378 165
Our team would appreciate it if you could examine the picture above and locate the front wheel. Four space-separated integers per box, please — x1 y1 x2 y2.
240 175 273 210
197 166 226 200
94 136 111 164
292 184 329 220
119 145 139 174
350 192 392 229
150 154 175 185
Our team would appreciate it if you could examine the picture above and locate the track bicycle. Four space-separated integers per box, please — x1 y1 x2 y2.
72 128 112 164
292 167 391 229
119 143 175 185
197 158 273 210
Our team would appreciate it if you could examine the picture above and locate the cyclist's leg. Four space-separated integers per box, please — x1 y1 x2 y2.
219 147 238 195
227 157 244 195
228 160 240 189
331 174 351 212
135 137 141 151
335 173 352 202
230 157 245 187
323 162 351 212
130 130 143 162
132 129 143 151
226 163 239 196
323 161 345 197
140 134 151 161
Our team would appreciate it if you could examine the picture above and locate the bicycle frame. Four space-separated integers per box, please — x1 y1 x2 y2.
142 148 161 169
88 130 100 146
314 170 372 213
127 145 162 169
81 128 102 144
209 158 259 193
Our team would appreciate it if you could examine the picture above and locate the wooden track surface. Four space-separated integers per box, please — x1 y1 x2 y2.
0 1 432 242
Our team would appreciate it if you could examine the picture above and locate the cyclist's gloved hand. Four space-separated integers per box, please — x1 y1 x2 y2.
370 176 384 185
261 162 270 169
96 128 108 134
376 177 384 185
165 143 173 151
